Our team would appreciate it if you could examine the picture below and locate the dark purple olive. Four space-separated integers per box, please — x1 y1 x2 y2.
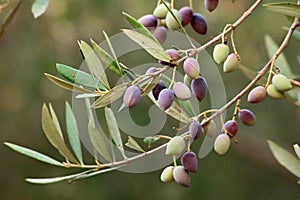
204 0 219 12
166 49 179 61
179 6 193 26
153 26 167 44
138 14 158 29
191 13 207 35
152 80 167 100
181 151 198 173
191 76 208 101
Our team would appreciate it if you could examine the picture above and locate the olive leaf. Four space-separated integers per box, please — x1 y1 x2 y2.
283 26 300 41
49 103 63 140
122 12 159 43
91 83 129 109
285 86 300 106
239 64 267 85
0 0 21 39
122 29 171 62
105 107 127 159
31 0 50 18
78 40 110 89
44 73 93 94
125 136 145 153
41 103 79 164
90 39 123 76
263 2 300 18
264 35 295 78
4 142 64 167
65 102 83 164
268 140 300 178
293 144 300 159
56 63 106 90
177 100 196 117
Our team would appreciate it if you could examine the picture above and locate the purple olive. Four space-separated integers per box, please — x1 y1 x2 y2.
173 82 192 101
138 14 158 29
181 151 198 173
153 26 167 44
223 120 239 138
191 13 207 35
179 6 193 26
123 85 141 108
152 80 167 100
247 86 267 104
188 120 202 140
157 88 175 110
191 76 208 101
173 165 191 187
238 109 256 126
204 0 219 12
183 57 200 79
166 49 179 61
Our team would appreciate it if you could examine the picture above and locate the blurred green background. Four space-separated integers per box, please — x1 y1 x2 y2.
0 0 299 199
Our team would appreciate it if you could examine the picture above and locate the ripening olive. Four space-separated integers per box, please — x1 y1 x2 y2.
123 85 141 108
204 0 219 12
223 53 241 73
173 82 192 101
138 14 158 29
157 88 175 110
165 136 186 155
183 57 200 79
173 165 191 187
181 151 198 173
153 26 167 44
179 6 193 26
247 86 267 103
160 166 175 183
191 76 208 101
238 109 256 126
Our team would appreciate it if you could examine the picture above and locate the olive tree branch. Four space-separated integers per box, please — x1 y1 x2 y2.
203 16 300 127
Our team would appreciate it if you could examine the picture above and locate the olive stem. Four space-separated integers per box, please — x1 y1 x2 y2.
232 99 241 121
189 0 193 10
169 66 177 89
264 59 275 88
291 79 300 87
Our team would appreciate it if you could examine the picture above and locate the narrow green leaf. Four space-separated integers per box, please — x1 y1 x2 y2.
268 140 300 178
56 63 106 90
91 83 129 109
105 107 126 159
31 0 50 19
44 73 93 94
48 103 63 140
293 144 300 159
42 104 79 164
90 39 123 76
265 35 294 78
284 86 300 106
122 12 159 43
263 3 300 18
65 102 83 164
239 65 267 85
78 40 110 89
125 136 145 153
0 1 21 39
122 29 171 62
4 142 64 167
177 100 195 117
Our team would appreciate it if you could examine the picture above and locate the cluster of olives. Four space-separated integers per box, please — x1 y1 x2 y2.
160 135 198 187
213 43 241 73
155 53 208 110
247 73 293 104
214 108 256 155
138 2 208 43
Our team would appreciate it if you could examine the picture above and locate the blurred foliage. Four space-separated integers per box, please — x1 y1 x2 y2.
0 0 299 199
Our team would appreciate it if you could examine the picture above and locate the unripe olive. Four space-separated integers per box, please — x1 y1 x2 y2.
213 44 229 64
191 13 207 35
224 120 239 138
173 82 192 101
181 151 198 173
204 0 219 12
166 49 179 61
138 14 158 29
173 165 190 187
272 74 292 92
238 109 256 126
160 166 175 183
152 80 167 100
191 76 208 101
123 85 141 108
266 84 286 99
153 26 167 44
183 57 200 79
166 9 181 30
184 74 192 87
165 136 186 155
223 53 241 73
179 6 193 27
188 120 202 140
214 134 231 155
247 86 267 103
157 88 175 110
153 2 171 19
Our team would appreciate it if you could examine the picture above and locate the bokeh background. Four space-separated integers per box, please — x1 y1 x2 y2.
0 0 299 199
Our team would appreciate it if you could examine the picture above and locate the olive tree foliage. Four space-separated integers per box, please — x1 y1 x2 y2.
2 0 300 187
